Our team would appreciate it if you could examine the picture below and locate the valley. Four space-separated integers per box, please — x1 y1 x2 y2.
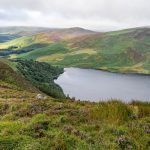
0 27 150 74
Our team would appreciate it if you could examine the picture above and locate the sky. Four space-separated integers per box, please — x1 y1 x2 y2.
0 0 150 31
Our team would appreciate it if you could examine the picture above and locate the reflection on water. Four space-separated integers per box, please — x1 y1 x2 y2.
55 68 150 102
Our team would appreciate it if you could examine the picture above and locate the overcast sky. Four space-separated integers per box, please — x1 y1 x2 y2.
0 0 150 31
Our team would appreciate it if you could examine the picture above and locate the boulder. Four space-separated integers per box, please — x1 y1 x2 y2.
36 94 47 100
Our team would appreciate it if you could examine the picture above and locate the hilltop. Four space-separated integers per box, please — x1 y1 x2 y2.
0 26 53 43
0 26 96 43
0 59 149 149
0 26 150 74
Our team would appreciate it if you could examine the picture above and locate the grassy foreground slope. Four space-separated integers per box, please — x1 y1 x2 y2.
0 59 149 150
2 27 150 74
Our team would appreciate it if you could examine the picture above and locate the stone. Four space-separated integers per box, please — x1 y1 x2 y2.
36 94 47 100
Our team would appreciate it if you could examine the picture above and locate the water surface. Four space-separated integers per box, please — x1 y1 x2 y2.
55 68 150 102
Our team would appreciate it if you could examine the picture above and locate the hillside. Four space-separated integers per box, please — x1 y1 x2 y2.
0 27 150 74
0 58 65 98
0 26 54 43
0 26 52 36
0 59 149 149
0 27 96 57
16 59 65 98
0 59 39 92
0 27 96 46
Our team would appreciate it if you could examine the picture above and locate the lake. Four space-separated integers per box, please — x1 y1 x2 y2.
55 68 150 102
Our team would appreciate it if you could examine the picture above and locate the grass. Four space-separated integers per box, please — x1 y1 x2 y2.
0 27 149 149
0 90 149 149
0 35 34 50
16 43 68 60
0 59 149 149
38 53 65 61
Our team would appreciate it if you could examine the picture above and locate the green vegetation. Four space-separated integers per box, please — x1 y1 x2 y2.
16 59 65 98
0 59 38 92
0 59 149 150
0 98 149 150
1 27 150 74
16 43 68 60
0 27 150 149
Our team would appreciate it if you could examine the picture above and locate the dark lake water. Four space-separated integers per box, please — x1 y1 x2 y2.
55 68 150 102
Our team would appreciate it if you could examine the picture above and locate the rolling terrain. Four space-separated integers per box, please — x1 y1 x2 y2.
0 26 53 43
0 58 149 149
0 26 150 74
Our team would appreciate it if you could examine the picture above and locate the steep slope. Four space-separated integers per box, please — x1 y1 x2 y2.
16 59 65 98
0 59 39 92
0 59 65 98
0 58 149 149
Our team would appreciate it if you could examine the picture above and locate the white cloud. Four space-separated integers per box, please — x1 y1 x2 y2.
0 0 150 31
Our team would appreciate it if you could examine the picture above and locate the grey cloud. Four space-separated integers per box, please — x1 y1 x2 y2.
0 9 29 21
0 0 150 31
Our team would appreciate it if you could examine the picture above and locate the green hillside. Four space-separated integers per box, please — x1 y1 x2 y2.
0 59 149 150
0 59 37 91
0 27 150 74
0 28 150 74
16 59 65 98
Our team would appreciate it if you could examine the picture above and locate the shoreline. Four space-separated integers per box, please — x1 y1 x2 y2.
63 66 150 76
56 67 150 103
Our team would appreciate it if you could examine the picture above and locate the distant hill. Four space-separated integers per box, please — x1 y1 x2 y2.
0 26 150 74
0 26 96 43
36 27 97 42
0 26 53 43
0 26 52 36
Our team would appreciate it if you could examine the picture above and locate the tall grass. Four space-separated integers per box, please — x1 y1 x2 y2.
89 100 133 124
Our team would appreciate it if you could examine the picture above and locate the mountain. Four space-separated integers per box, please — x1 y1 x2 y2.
0 26 150 74
0 58 149 149
0 26 54 43
36 27 97 42
0 26 52 36
0 26 96 43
